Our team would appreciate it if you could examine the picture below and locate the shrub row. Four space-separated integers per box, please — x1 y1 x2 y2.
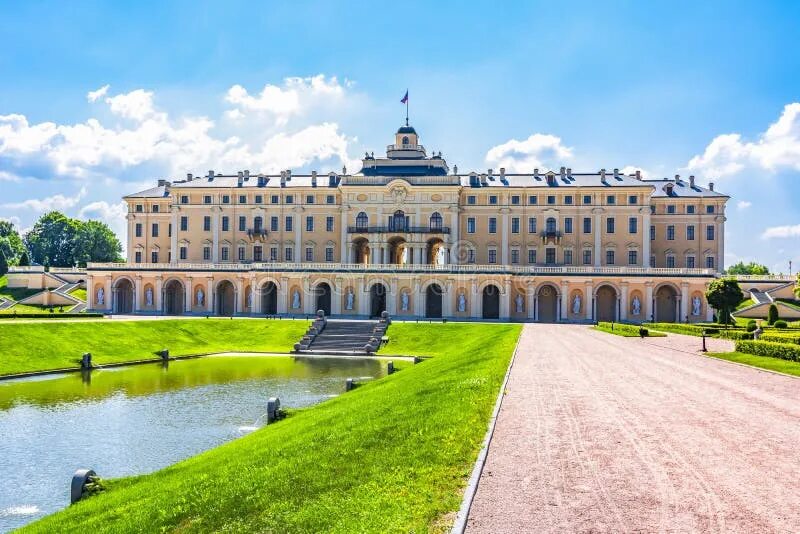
597 322 649 336
735 340 800 362
0 313 103 320
760 333 800 345
717 330 754 340
645 323 720 337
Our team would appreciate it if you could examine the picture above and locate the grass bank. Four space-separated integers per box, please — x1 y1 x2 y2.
706 351 800 377
593 322 666 338
24 322 521 533
0 319 308 376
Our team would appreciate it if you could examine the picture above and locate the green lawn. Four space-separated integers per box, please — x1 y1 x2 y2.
69 287 87 301
592 324 666 337
0 275 44 302
0 303 77 315
24 322 521 533
706 351 800 377
735 298 754 311
0 319 309 376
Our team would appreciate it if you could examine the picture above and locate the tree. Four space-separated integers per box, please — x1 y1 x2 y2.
0 249 7 277
767 303 779 325
24 212 80 267
795 274 800 299
726 261 770 275
705 278 744 325
18 250 30 267
0 220 25 266
72 220 123 266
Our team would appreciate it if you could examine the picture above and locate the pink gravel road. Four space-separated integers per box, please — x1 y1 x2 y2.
465 324 800 533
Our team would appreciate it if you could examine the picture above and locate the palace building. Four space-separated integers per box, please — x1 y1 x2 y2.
86 122 729 322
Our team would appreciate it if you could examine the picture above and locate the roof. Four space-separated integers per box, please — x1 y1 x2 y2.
458 172 650 188
124 185 168 198
644 179 728 198
396 125 417 134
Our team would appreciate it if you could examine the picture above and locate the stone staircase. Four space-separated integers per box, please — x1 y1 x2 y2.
294 312 390 355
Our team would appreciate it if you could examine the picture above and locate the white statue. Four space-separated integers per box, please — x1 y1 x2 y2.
196 288 204 306
145 287 153 306
572 294 582 314
632 296 641 316
292 289 301 309
692 296 702 316
515 294 524 313
247 289 253 309
457 292 467 312
96 287 104 305
436 247 445 265
401 291 409 311
345 288 354 310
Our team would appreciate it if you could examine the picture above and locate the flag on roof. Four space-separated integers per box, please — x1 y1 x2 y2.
401 90 408 104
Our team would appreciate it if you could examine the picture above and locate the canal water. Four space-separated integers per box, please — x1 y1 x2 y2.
0 355 385 532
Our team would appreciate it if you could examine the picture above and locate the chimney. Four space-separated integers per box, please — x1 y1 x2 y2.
560 166 566 179
244 170 250 180
238 171 243 179
499 167 506 179
709 182 714 191
674 174 681 183
689 175 695 187
534 168 539 179
207 170 214 179
285 169 292 181
257 175 266 187
480 173 488 186
566 167 572 179
635 170 641 180
328 172 337 187
186 173 193 181
453 164 458 175
613 168 619 179
487 168 493 179
237 175 244 187
311 172 317 187
600 168 607 183
157 179 166 187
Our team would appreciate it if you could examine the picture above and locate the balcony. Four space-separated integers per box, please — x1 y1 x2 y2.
386 143 426 153
246 228 268 240
539 230 562 244
347 225 451 234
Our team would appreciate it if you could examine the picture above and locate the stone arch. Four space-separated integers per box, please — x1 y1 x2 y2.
112 276 135 314
594 284 619 322
314 281 332 316
260 280 278 315
215 279 236 316
425 282 443 318
162 278 185 315
482 284 501 319
477 279 504 293
654 282 679 322
369 282 388 317
537 283 560 322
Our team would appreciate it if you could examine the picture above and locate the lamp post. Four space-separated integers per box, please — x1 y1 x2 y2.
701 329 707 352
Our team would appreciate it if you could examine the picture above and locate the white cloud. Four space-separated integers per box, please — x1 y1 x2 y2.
2 186 87 212
0 170 21 182
736 200 752 210
79 200 128 236
485 133 573 172
104 89 156 121
87 84 110 103
687 103 800 178
761 224 800 239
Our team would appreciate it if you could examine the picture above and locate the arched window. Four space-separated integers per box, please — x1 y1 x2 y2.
391 210 406 231
356 212 368 230
546 217 557 233
401 136 410 145
429 212 443 231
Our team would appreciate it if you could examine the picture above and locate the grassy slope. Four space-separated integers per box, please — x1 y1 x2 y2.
0 275 43 302
592 325 666 337
69 287 87 301
706 351 800 377
0 319 308 375
25 323 521 533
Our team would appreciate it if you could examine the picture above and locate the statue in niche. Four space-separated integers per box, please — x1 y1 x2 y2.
436 247 445 265
692 296 702 316
145 287 153 306
401 291 409 311
196 288 205 306
96 287 104 305
457 292 467 312
345 288 355 310
572 294 582 315
515 294 524 313
247 289 253 309
632 296 641 316
292 289 301 309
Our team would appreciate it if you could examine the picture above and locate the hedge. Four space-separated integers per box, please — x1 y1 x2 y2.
734 340 800 361
597 322 650 336
717 330 754 340
645 323 720 336
760 333 800 345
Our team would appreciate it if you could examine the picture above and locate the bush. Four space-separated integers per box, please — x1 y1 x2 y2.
735 340 800 361
597 321 649 336
646 323 719 337
774 320 788 329
760 333 800 345
718 330 754 340
746 320 757 332
768 304 779 325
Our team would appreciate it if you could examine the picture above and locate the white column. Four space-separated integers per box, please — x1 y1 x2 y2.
450 208 460 265
277 277 288 314
594 210 602 267
185 276 193 313
443 280 453 317
249 275 256 315
501 211 509 265
212 210 220 263
332 278 342 315
500 280 511 319
340 208 348 263
388 279 397 315
170 210 178 264
294 210 302 263
526 282 535 319
371 243 379 265
620 283 629 321
645 283 654 322
155 276 163 312
206 278 214 313
585 281 593 320
87 275 95 311
416 282 425 318
642 209 651 268
134 276 142 312
303 280 314 315
382 244 389 265
470 282 480 319
560 281 569 321
234 278 243 314
680 282 689 322
357 278 368 316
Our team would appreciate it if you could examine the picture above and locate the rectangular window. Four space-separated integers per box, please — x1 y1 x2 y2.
221 216 229 232
650 225 656 241
511 195 520 205
203 246 211 260
706 225 715 240
152 204 159 213
286 195 294 204
606 250 615 265
151 251 158 263
564 195 573 205
583 250 591 265
628 217 637 234
606 217 615 234
326 195 335 204
628 195 638 205
180 216 188 231
135 204 143 213
706 256 715 268
628 250 638 265
564 249 573 265
271 216 279 232
285 216 293 232
326 216 334 232
255 195 263 204
285 247 293 262
239 195 247 204
135 223 142 237
180 195 189 204
254 246 264 262
546 248 556 264
325 247 334 262
468 249 476 264
528 249 537 264
179 246 187 260
203 216 211 232
239 216 246 231
305 247 313 262
564 217 573 234
222 195 230 204
687 225 695 240
667 205 676 214
488 250 497 264
607 195 616 205
467 217 476 233
269 247 277 261
583 217 591 233
667 225 675 240
221 247 229 261
306 195 314 204
547 195 556 205
152 223 159 237
135 251 142 263
511 217 520 234
489 195 498 205
583 195 591 205
687 205 695 214
667 255 675 268
306 216 314 232
687 256 695 268
488 217 497 233
271 195 279 204
650 254 656 267
204 195 212 204
511 249 519 264
528 195 537 205
467 195 476 205
528 217 537 233
238 247 245 261
706 205 714 214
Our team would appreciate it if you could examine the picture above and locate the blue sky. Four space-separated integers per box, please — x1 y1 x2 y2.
1 0 799 272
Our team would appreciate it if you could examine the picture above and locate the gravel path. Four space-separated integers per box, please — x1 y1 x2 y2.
466 324 800 533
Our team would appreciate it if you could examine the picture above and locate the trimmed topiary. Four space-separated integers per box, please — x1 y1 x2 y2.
746 320 757 332
774 320 788 329
767 304 779 325
735 339 800 361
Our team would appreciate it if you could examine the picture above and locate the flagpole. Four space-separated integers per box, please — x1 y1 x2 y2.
406 89 409 126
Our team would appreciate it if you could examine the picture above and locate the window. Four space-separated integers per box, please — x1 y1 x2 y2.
488 250 497 264
511 217 520 234
238 247 245 261
564 250 573 265
528 249 537 264
528 195 537 205
270 216 279 232
667 225 675 240
285 248 293 262
135 251 142 263
325 247 334 262
687 225 695 240
355 211 368 230
528 217 537 233
254 216 263 231
152 205 159 213
583 217 591 233
687 256 695 268
390 210 406 231
152 223 159 237
168 223 171 237
203 246 211 260
706 256 715 268
607 195 616 205
546 217 557 233
606 250 615 265
306 195 314 204
650 225 655 241
221 247 229 261
204 195 212 204
583 250 592 265
326 216 334 232
706 205 714 214
285 216 293 232
286 195 294 204
546 248 556 264
135 223 142 237
271 195 279 204
467 217 476 234
606 217 615 234
306 216 314 232
222 195 230 204
269 247 277 261
547 195 556 205
136 204 143 213
583 195 591 205
467 195 476 205
221 216 229 232
628 195 638 205
326 195 335 204
255 195 263 204
180 216 188 231
511 249 519 264
489 195 498 205
203 216 211 232
706 225 715 240
650 205 656 214
430 212 443 230
628 217 637 234
178 195 190 205
239 195 247 204
254 246 263 262
564 195 573 205
628 250 638 265
511 195 520 205
687 205 695 214
666 255 675 268
488 217 497 234
564 217 573 234
667 205 676 214
467 249 476 263
305 247 313 261
180 246 187 260
239 216 246 232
